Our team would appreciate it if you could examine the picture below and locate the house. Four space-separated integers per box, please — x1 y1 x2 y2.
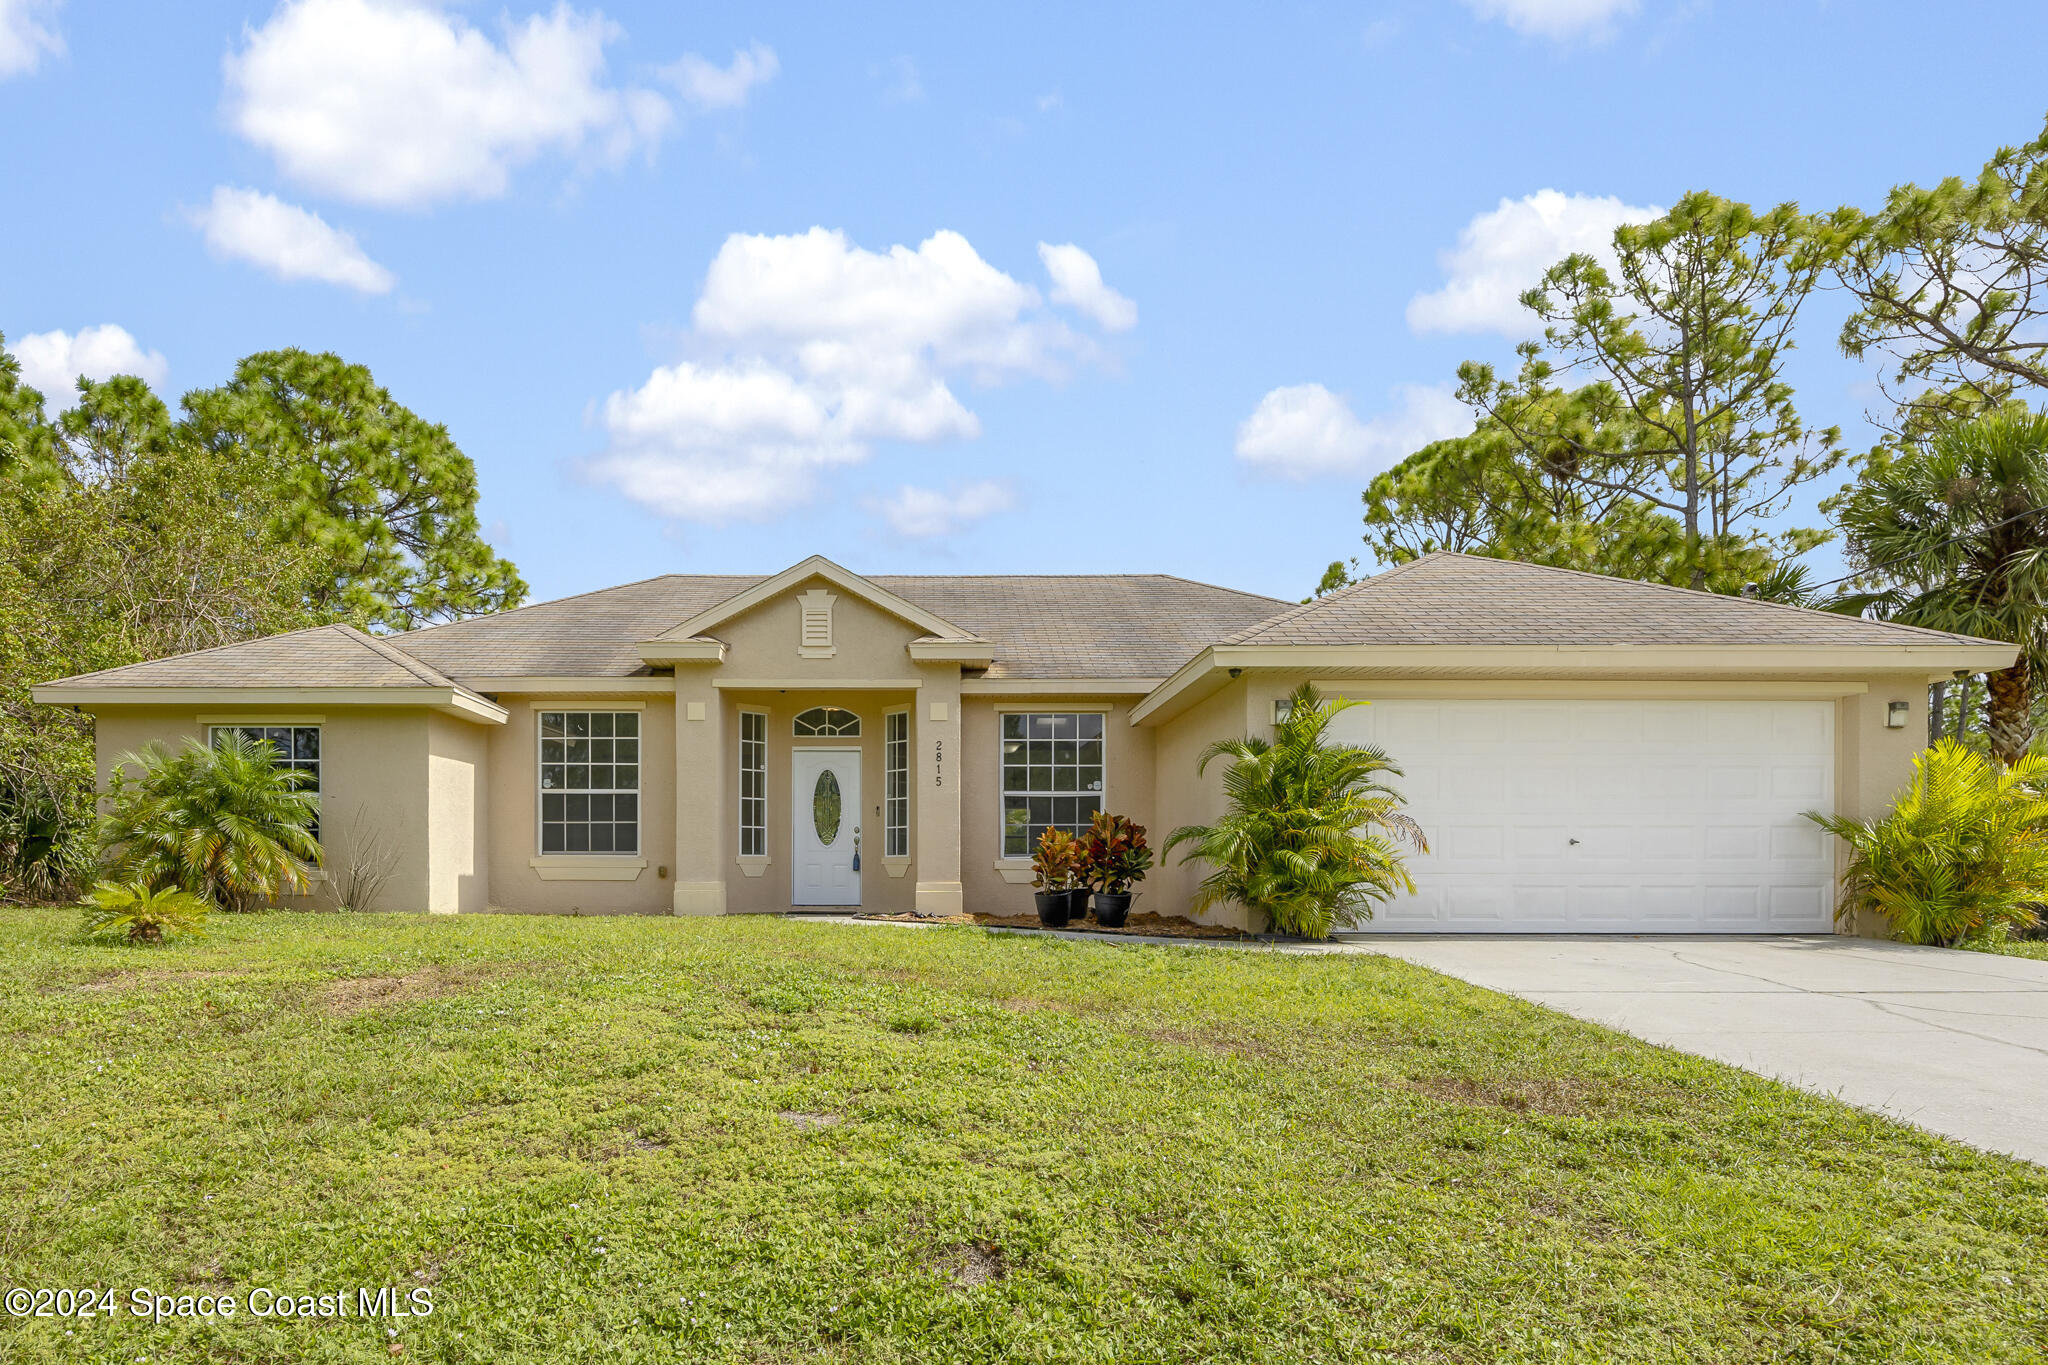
33 553 2014 933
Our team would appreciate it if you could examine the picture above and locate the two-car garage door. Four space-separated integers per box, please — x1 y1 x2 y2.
1330 699 1836 934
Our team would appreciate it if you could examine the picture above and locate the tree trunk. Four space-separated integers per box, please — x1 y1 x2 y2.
1929 679 1948 745
1984 660 2034 766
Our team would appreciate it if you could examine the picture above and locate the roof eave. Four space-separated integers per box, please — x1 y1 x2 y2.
1129 641 2020 727
31 685 510 725
906 638 995 665
639 638 728 665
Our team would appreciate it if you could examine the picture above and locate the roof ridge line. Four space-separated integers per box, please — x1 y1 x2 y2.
1435 552 1985 644
337 624 464 689
397 573 767 639
1215 555 1444 644
42 622 348 685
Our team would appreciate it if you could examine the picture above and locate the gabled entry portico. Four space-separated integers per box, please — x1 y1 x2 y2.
657 557 983 917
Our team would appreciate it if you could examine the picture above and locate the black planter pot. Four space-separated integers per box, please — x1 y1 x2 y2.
1091 892 1132 928
1033 890 1073 927
1063 887 1090 921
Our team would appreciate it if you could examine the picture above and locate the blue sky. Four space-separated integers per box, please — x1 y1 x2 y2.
4 1 2047 608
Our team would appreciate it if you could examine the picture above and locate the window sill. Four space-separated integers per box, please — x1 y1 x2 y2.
994 862 1035 885
736 856 771 878
882 857 911 879
530 856 646 882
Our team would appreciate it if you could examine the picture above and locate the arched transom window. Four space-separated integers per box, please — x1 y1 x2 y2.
793 706 861 737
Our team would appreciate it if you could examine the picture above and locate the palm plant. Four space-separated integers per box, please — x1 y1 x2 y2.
1831 407 2048 763
78 880 211 943
1806 739 2048 946
99 732 321 912
1164 683 1426 939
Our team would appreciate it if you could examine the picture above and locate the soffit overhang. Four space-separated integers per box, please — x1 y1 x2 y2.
1128 642 2021 727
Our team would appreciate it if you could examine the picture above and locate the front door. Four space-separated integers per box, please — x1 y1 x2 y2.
792 748 861 907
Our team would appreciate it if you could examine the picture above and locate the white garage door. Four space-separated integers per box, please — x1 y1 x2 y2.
1331 699 1836 934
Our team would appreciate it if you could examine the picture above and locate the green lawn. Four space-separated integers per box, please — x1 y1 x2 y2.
1965 934 2048 962
2 910 2043 1364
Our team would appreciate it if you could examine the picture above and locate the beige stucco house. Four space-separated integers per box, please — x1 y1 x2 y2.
34 553 2014 933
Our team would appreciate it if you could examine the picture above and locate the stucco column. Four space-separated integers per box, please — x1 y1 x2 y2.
672 673 726 914
914 664 964 915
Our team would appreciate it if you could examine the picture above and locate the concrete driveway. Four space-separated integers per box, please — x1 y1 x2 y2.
1346 935 2048 1166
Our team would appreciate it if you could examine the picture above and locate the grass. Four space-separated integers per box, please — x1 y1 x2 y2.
1 910 2043 1364
1962 933 2048 961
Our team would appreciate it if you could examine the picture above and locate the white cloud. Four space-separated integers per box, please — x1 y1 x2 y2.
665 41 776 110
9 325 169 404
1038 242 1137 332
1235 382 1467 480
0 0 61 78
1463 0 1640 40
865 480 1016 539
1406 189 1663 336
223 0 672 209
874 54 922 104
589 227 1124 522
188 186 396 294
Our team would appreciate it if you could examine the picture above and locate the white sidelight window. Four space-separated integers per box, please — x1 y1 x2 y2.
739 710 767 857
538 711 639 854
1000 712 1105 857
884 710 909 858
210 725 321 838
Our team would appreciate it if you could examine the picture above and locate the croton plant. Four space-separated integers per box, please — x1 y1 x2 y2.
1079 812 1153 895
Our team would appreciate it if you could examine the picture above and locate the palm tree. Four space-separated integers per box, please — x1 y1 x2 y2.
1164 683 1426 939
99 732 321 911
1832 408 2048 764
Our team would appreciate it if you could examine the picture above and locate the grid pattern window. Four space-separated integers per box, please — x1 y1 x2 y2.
884 711 909 858
210 725 320 838
539 711 639 854
793 706 860 736
739 711 767 857
1000 712 1105 857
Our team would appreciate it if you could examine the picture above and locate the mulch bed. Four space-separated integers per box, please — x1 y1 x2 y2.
855 910 1251 940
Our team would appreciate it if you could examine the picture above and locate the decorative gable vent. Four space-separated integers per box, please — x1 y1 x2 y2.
798 588 836 659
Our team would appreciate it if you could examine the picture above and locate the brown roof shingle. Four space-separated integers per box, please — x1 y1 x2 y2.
1223 552 1998 648
394 572 1291 680
45 623 492 699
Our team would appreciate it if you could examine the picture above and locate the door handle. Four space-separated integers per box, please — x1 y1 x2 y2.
1568 837 1580 846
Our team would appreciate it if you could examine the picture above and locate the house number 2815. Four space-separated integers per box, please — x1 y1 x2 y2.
934 738 944 787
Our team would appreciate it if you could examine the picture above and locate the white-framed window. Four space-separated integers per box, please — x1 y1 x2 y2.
793 706 860 737
210 725 321 838
538 711 639 854
884 710 909 858
739 710 767 857
1000 712 1105 858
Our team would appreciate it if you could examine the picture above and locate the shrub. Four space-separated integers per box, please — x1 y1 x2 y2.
1165 683 1425 939
99 732 321 912
1078 812 1153 895
78 879 210 943
1806 739 2048 946
1030 828 1084 892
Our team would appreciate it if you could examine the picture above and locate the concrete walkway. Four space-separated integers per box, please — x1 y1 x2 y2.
1346 935 2048 1166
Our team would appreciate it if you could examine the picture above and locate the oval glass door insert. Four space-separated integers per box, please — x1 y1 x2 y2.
812 769 842 845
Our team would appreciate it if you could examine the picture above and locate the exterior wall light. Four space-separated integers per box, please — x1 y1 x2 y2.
1886 701 1910 729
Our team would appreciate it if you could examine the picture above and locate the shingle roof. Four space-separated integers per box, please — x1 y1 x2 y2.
45 623 492 700
1223 552 1999 648
394 572 1291 680
50 554 1991 698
